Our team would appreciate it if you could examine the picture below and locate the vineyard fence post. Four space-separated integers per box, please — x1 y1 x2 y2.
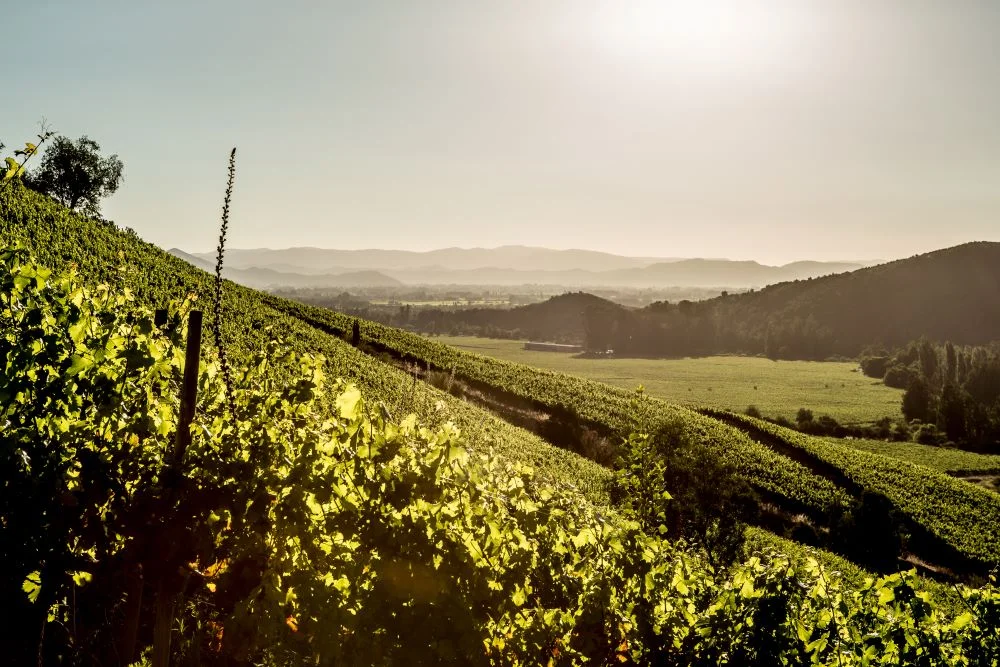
152 309 202 667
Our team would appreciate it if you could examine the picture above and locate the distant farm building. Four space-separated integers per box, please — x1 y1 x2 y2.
523 342 584 353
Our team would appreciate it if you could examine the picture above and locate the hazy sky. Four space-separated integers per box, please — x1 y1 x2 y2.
5 1 1000 264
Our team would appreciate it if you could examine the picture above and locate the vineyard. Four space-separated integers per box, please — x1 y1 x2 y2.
3 184 1000 664
263 296 1000 577
822 436 1000 476
701 410 1000 574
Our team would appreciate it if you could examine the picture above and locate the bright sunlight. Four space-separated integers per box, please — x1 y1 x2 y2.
590 0 813 75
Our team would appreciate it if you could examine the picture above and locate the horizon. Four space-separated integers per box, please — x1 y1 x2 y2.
179 242 885 268
7 1 1000 264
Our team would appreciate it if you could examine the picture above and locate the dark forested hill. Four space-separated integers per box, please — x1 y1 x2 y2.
593 242 1000 358
413 292 628 343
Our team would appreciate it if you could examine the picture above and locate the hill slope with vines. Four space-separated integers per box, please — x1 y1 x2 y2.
5 183 1000 664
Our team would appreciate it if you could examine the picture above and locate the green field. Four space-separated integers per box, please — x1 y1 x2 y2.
430 335 903 424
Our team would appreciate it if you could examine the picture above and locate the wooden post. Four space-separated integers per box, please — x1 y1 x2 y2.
119 563 143 663
151 587 175 667
173 309 202 465
152 310 202 667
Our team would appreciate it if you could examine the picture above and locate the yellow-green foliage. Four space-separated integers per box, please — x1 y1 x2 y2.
0 185 611 502
4 250 1000 665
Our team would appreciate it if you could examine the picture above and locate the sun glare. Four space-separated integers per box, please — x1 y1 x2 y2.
591 0 807 75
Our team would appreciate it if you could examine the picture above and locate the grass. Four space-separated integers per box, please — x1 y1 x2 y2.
429 335 903 425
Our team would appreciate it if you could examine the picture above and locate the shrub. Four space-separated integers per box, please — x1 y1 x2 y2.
612 423 757 569
884 363 917 389
914 422 947 445
830 492 907 572
425 369 454 393
860 355 890 379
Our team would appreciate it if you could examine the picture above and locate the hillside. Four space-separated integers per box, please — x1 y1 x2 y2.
2 190 607 498
5 185 1000 663
722 242 1000 352
10 186 998 577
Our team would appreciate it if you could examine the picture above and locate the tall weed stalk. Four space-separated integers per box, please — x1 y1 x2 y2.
213 148 238 416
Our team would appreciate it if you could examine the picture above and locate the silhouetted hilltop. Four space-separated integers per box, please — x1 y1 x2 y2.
414 292 627 344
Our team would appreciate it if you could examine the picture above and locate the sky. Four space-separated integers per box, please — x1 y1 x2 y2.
4 0 1000 265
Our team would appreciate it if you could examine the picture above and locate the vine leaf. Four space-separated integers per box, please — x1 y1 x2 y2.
22 571 41 603
4 156 22 181
336 385 362 420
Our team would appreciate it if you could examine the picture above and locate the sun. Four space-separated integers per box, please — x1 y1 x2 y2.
590 0 806 75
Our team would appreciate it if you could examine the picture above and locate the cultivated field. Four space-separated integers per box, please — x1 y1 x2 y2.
430 335 903 424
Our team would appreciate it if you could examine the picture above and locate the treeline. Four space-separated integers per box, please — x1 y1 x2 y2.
580 299 840 358
862 340 1000 450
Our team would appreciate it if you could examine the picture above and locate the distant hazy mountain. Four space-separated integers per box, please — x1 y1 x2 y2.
184 246 866 288
190 246 680 273
386 260 865 287
167 249 401 288
168 248 216 272
597 259 867 287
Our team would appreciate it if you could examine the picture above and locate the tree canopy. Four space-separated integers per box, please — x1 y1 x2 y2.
28 135 123 216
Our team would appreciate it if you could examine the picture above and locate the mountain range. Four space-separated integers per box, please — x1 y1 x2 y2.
177 246 870 289
167 249 402 289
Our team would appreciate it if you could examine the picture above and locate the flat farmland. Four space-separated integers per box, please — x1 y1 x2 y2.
430 335 903 424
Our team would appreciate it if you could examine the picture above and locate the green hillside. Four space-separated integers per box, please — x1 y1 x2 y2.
4 184 1000 664
0 187 610 501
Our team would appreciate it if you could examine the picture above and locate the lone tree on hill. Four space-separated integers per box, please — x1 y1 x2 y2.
28 135 123 216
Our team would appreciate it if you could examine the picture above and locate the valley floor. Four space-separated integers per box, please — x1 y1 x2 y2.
431 335 904 424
